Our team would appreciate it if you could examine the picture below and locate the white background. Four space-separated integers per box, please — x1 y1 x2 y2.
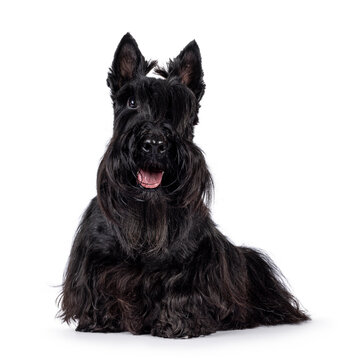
0 0 359 359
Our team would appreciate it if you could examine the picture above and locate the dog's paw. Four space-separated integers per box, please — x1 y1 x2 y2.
151 321 212 339
76 322 124 333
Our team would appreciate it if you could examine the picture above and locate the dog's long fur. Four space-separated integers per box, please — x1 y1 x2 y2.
58 33 309 338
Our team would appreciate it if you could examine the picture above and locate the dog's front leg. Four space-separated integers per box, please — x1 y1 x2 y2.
58 198 124 333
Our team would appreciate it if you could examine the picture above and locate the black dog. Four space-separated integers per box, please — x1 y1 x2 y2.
58 33 309 338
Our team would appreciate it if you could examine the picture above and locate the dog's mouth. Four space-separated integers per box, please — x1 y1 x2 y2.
137 169 164 189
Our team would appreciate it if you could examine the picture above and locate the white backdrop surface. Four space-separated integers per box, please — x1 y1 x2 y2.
0 1 359 359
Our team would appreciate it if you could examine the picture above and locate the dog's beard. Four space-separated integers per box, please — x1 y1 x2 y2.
96 133 212 258
96 138 170 257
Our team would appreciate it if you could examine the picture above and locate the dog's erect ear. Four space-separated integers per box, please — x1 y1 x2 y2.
157 40 205 101
107 33 156 96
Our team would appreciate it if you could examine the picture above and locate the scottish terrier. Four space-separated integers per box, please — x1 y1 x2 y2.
58 33 309 338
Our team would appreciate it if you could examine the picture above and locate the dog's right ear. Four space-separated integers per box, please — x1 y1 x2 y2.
107 33 156 97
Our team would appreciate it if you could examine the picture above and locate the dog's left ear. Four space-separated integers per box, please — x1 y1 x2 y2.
107 33 156 97
158 41 205 101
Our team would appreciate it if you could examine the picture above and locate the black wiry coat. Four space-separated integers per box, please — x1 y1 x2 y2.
58 33 309 338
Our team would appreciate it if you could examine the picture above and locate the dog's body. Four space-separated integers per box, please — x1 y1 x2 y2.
58 33 309 338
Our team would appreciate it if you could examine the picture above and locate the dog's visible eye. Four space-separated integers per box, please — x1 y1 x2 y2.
127 97 138 109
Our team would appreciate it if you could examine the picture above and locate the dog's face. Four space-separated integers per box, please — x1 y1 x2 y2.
97 34 211 220
111 77 195 190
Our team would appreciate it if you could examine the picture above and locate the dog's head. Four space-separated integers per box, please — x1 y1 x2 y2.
97 33 212 223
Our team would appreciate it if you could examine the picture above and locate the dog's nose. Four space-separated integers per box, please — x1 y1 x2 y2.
141 138 168 155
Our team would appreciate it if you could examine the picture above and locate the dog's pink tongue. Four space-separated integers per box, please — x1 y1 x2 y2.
137 169 163 189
